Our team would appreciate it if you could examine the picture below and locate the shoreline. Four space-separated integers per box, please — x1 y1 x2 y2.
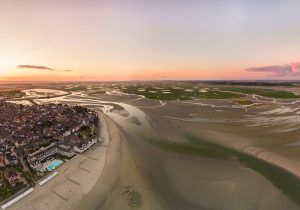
4 86 300 209
76 113 162 210
4 112 110 210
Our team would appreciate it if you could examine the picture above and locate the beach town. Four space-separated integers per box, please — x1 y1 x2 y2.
0 102 101 202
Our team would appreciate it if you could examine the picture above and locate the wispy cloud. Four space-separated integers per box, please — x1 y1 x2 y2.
17 65 73 72
245 62 300 77
0 76 17 79
152 73 170 79
134 72 172 79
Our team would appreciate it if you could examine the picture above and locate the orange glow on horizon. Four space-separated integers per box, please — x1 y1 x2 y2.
0 67 266 82
1 1 300 81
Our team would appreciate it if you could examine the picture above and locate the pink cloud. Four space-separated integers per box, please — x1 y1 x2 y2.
245 62 300 77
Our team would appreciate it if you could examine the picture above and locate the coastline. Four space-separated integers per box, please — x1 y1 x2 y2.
3 85 300 209
76 113 162 210
5 112 109 210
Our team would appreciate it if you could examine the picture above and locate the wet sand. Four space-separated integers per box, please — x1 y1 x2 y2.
76 115 162 210
5 86 300 210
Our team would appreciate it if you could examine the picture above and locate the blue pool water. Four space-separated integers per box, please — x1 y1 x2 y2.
47 160 63 171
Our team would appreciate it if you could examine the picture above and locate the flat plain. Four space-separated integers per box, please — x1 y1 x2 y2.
2 81 300 210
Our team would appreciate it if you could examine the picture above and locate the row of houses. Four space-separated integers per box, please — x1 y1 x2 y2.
73 138 98 154
27 143 74 172
28 137 100 172
63 120 89 137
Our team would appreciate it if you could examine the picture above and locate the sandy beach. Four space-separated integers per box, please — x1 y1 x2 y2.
76 114 162 210
5 111 161 210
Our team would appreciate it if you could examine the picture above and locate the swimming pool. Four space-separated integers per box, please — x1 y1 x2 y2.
47 160 63 171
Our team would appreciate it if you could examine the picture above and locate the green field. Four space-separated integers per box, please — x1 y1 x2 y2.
0 90 25 99
235 99 253 105
122 85 299 101
88 89 106 96
123 86 243 100
218 87 299 99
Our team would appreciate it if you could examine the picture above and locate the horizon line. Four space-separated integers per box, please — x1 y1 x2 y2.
1 79 300 83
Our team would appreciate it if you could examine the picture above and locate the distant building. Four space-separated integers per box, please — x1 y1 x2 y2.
5 171 21 187
4 152 18 165
63 130 71 137
73 138 98 154
58 144 74 157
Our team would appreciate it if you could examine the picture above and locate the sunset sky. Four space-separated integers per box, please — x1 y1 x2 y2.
1 0 300 81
